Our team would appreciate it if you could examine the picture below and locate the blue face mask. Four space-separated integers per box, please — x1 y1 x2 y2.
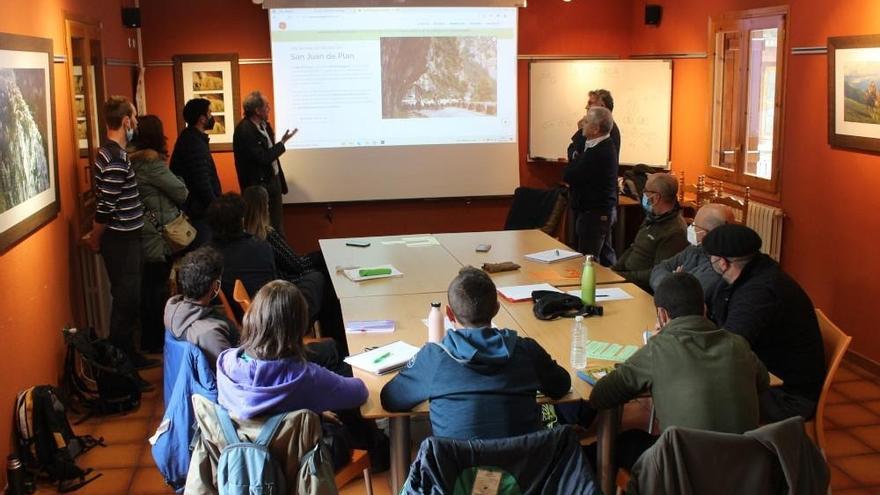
641 193 652 213
125 126 136 143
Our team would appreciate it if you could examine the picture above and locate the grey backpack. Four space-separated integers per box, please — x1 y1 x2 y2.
215 404 287 495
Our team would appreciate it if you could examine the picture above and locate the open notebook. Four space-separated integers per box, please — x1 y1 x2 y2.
343 341 420 375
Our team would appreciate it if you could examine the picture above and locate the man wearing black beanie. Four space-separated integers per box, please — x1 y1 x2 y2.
703 224 826 422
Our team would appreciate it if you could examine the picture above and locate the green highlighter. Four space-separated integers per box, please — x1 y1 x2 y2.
359 267 392 277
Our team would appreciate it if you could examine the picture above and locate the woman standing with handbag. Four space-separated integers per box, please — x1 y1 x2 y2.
130 115 188 353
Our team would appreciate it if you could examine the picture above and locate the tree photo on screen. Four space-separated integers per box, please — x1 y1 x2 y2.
381 37 497 119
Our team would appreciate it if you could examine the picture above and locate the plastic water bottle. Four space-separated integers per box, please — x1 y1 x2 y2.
570 315 587 369
428 302 445 343
581 255 596 306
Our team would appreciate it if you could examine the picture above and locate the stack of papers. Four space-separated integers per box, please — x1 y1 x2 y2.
497 283 562 302
343 341 420 375
566 287 634 301
343 264 403 282
584 340 639 362
345 320 396 334
524 249 583 264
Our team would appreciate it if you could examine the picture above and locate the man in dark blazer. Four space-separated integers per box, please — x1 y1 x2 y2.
233 91 296 238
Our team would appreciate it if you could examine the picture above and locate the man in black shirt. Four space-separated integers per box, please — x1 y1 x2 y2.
169 98 222 248
562 106 618 265
704 224 826 422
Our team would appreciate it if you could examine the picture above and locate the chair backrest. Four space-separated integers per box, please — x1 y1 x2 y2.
504 186 564 232
233 279 251 314
628 417 829 495
706 184 750 225
813 308 852 452
217 290 241 330
403 426 598 495
189 394 330 494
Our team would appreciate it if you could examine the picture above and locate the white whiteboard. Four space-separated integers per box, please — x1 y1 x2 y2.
529 60 672 167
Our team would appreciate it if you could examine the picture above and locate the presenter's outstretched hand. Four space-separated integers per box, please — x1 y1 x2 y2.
281 128 298 144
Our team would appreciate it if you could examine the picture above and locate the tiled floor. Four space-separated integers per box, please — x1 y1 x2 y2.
35 357 880 494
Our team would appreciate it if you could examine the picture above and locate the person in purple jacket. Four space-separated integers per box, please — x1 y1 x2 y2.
217 279 391 471
217 279 367 419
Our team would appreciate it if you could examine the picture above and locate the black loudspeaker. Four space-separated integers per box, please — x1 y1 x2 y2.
645 5 662 26
121 7 141 28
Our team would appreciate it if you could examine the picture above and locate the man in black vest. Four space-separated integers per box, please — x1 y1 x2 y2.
233 91 296 239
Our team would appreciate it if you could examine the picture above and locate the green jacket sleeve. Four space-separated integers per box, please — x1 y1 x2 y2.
589 342 655 410
151 162 189 207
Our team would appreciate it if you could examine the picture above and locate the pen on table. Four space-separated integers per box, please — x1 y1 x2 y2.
373 351 392 364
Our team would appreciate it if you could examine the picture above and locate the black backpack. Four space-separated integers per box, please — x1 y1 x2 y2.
62 327 142 418
14 385 104 492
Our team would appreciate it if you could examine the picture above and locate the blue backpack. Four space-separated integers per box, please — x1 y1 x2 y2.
151 335 217 492
215 404 288 495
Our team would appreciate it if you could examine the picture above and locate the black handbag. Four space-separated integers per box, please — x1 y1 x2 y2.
531 290 603 321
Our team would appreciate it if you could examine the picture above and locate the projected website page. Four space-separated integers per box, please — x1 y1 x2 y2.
269 7 517 150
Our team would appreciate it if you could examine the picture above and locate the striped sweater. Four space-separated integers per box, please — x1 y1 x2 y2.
93 141 144 231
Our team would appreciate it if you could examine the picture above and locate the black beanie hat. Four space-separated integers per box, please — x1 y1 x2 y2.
702 224 762 258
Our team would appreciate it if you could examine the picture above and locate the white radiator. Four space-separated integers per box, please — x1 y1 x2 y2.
747 202 784 262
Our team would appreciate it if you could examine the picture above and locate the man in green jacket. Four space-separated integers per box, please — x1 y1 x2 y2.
588 272 769 470
612 173 689 291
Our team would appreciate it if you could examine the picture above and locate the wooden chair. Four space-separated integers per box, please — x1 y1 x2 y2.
233 279 251 314
707 184 750 225
808 309 852 453
216 290 241 331
676 172 707 210
334 449 373 495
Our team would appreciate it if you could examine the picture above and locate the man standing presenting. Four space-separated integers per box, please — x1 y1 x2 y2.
233 91 296 238
562 107 618 264
169 98 221 247
84 96 156 369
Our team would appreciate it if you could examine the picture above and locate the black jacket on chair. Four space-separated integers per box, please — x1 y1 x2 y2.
232 118 288 195
169 126 221 221
402 426 599 495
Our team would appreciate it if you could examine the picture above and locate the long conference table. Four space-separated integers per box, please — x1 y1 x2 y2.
319 230 645 495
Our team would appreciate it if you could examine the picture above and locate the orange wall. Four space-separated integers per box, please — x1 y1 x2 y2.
0 0 137 467
628 0 880 361
138 0 634 253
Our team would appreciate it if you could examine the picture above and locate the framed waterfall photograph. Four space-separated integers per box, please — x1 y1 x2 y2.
172 53 240 152
828 34 880 153
0 32 59 252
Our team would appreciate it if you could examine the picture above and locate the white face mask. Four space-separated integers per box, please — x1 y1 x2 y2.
687 224 699 246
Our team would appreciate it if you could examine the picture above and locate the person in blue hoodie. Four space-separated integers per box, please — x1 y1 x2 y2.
380 267 572 440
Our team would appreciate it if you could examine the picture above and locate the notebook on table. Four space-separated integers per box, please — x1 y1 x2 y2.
343 341 420 375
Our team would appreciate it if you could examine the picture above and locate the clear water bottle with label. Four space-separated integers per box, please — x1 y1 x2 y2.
570 315 588 369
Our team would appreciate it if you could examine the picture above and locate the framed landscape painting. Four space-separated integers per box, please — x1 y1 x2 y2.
829 34 880 153
172 53 240 152
0 32 59 252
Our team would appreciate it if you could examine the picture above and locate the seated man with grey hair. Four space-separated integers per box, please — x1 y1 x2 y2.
562 106 619 265
649 203 735 300
232 90 297 238
612 173 688 290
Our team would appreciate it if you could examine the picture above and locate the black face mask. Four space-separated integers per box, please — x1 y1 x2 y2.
205 116 216 131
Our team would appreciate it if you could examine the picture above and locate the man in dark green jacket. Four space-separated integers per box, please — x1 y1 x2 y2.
612 173 688 291
588 272 769 470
